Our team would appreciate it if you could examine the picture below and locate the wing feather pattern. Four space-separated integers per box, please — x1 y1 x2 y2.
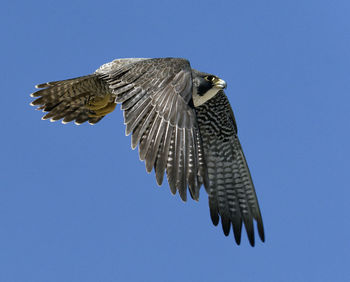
30 75 111 125
98 58 205 201
196 90 264 246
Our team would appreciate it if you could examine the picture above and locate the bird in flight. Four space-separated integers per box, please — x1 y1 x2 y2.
30 57 265 246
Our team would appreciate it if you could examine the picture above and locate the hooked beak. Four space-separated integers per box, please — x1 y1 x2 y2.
214 78 227 89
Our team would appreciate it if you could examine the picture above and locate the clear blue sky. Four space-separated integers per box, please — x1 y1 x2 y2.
1 0 349 281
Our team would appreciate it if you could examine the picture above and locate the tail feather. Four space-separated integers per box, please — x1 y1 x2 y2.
35 77 86 89
30 75 112 125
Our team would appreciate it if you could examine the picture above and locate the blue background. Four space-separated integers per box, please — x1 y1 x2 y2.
1 0 349 281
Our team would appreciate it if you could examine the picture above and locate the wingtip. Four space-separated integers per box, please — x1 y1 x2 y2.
234 236 241 245
155 171 165 187
179 191 187 202
210 211 219 226
125 127 132 136
221 218 231 236
232 219 242 245
247 231 255 247
192 196 199 202
169 187 177 196
188 184 200 201
258 222 265 242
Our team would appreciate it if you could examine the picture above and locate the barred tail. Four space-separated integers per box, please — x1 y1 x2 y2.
30 75 111 125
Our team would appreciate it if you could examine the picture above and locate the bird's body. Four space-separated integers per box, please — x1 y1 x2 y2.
30 57 264 246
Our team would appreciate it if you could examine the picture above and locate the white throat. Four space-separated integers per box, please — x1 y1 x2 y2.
192 86 221 107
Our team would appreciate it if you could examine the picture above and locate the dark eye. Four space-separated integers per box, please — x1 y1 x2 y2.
204 76 216 82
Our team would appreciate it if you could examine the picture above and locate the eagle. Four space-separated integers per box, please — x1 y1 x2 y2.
30 57 265 246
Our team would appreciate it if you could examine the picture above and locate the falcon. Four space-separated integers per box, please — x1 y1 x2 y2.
30 58 265 246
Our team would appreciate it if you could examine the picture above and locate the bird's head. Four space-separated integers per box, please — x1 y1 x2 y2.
192 70 227 107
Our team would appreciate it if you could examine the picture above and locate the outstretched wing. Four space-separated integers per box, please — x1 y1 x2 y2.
97 58 208 201
31 57 208 201
196 90 264 246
